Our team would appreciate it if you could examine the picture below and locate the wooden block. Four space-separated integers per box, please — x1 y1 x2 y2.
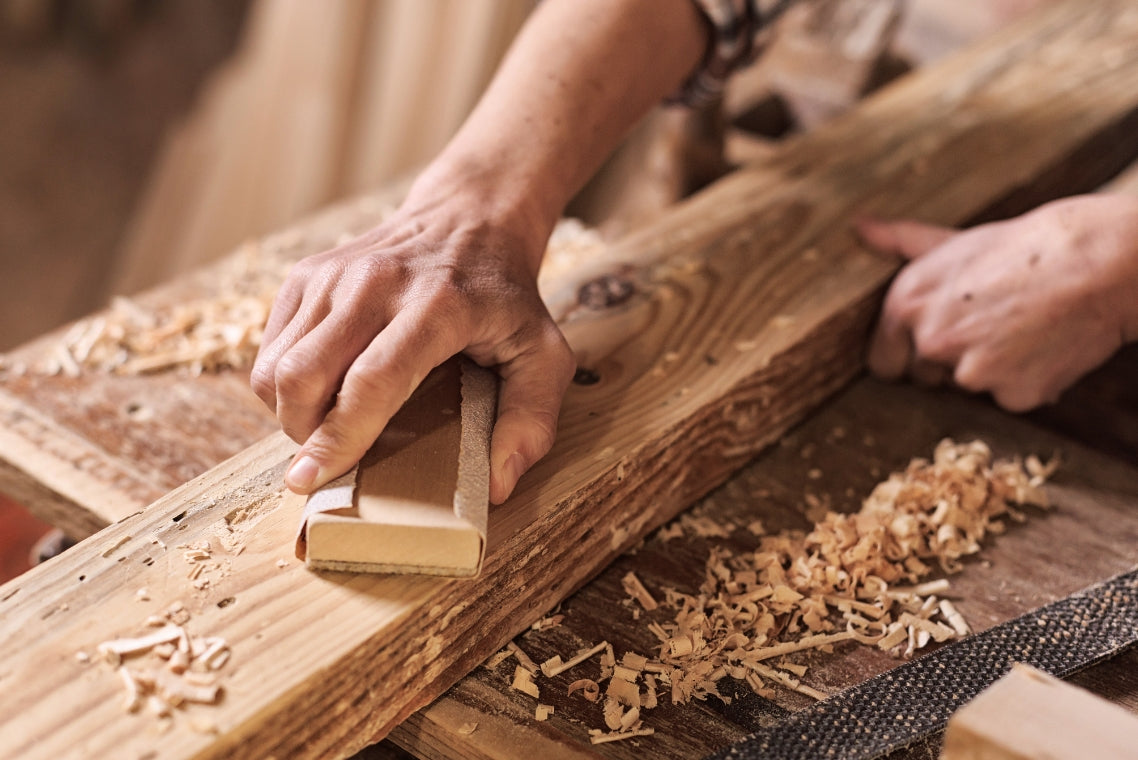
941 664 1138 760
298 357 496 577
2 3 1138 759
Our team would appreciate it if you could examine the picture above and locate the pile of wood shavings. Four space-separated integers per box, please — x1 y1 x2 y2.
647 439 1056 703
80 601 231 731
47 242 287 376
500 439 1056 742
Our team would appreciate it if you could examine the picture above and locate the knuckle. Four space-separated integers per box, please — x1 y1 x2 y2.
249 360 277 402
274 351 326 404
350 253 410 291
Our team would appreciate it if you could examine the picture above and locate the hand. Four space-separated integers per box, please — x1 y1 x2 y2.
251 184 575 504
857 194 1138 411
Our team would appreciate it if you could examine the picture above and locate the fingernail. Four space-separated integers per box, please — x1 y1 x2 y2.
287 455 320 491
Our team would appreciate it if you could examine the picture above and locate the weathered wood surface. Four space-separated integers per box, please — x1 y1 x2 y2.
389 376 1138 760
6 0 1138 542
2 2 1138 758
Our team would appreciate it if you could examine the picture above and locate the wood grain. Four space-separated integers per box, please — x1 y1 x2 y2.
2 2 1138 758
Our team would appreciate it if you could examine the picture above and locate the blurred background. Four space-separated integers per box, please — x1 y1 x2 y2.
0 0 1048 580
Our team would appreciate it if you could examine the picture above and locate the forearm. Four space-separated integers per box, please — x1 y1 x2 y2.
407 0 708 269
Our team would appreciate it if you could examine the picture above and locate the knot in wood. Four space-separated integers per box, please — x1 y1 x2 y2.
577 274 635 310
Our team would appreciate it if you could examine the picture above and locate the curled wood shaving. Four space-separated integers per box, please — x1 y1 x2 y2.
511 440 1051 742
568 679 601 702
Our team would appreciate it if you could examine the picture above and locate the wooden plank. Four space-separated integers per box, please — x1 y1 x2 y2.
940 665 1138 760
390 376 1138 759
2 2 1138 758
5 0 1138 538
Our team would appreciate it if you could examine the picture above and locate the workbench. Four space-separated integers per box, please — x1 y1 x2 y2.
2 2 1138 757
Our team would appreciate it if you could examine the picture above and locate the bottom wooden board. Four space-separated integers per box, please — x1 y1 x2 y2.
388 375 1138 760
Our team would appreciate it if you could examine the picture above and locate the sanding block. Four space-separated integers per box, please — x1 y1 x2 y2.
294 356 497 577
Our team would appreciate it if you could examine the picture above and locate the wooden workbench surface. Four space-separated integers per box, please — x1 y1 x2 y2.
386 370 1138 760
2 2 1138 757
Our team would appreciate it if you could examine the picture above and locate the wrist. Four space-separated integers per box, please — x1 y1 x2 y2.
403 154 562 273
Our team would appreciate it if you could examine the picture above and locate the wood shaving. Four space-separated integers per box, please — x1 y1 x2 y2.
506 440 1052 744
568 679 601 702
507 641 539 675
634 438 1054 706
483 649 512 670
535 704 555 721
89 611 230 725
511 665 540 699
588 728 655 744
541 641 608 678
530 614 565 631
621 571 658 611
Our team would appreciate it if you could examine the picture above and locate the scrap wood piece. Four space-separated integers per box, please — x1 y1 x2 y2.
3 3 1138 759
940 664 1138 760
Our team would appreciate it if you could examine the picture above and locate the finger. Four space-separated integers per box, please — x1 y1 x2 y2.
284 309 464 494
867 291 914 381
487 323 575 505
856 218 956 261
273 308 386 442
260 273 306 356
249 293 335 413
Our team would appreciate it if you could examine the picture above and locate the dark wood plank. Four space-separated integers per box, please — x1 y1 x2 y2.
393 376 1138 759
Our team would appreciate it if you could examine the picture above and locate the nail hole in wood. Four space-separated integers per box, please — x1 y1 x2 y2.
573 368 601 386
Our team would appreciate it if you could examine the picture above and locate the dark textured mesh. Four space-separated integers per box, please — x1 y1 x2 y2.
711 567 1138 760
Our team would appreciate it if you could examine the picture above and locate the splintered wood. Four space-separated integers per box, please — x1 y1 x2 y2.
81 603 231 731
501 439 1055 742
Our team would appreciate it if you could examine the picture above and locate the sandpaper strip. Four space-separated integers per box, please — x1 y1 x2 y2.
295 356 496 577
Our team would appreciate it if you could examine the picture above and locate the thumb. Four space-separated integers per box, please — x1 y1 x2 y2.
487 325 575 505
856 217 956 261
